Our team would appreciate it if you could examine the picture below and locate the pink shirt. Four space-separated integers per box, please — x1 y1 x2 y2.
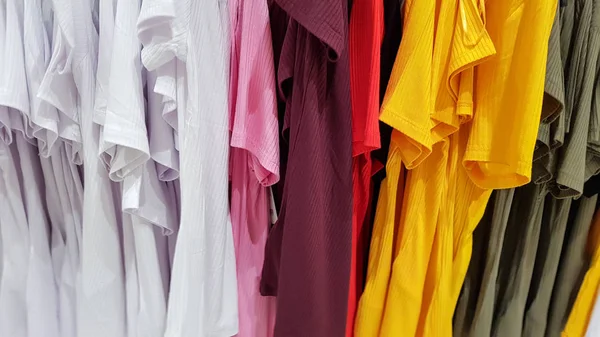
228 0 280 336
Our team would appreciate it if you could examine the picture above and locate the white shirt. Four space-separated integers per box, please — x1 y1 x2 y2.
38 0 82 165
93 0 116 128
65 0 127 335
103 1 176 336
41 145 83 337
0 0 33 140
1 1 61 336
0 140 29 337
23 0 60 157
164 0 238 336
147 69 179 181
16 135 60 337
100 0 149 181
38 1 85 334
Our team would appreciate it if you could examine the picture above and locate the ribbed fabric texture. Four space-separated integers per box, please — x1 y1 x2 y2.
259 1 353 336
464 0 557 189
533 4 566 185
547 195 598 337
373 0 495 335
491 184 547 337
66 0 129 335
522 197 573 337
164 0 239 336
356 0 499 334
554 0 600 198
352 1 404 334
347 0 383 335
228 0 280 335
377 0 435 170
453 189 515 337
98 0 150 182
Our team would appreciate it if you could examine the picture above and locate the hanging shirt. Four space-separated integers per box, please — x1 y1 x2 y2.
39 0 82 165
17 135 61 337
1 0 34 143
369 0 496 334
548 195 599 337
23 0 60 157
100 0 149 181
1 0 61 336
260 1 354 336
137 0 180 314
0 7 24 337
42 145 84 337
146 69 179 181
563 207 600 337
38 1 86 336
65 0 128 335
355 0 437 332
228 0 280 335
352 1 403 334
0 140 30 337
347 1 383 335
164 0 239 335
550 0 600 198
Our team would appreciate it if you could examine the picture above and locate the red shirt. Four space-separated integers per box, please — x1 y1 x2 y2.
347 0 384 336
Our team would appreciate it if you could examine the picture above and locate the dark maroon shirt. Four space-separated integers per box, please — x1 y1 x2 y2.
260 0 353 336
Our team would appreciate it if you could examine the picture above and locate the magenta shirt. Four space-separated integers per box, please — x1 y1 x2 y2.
228 0 280 335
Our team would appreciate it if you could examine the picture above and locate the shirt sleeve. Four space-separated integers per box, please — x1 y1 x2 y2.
230 0 280 184
463 0 557 189
378 0 434 169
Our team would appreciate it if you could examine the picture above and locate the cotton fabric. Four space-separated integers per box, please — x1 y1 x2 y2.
260 1 354 336
347 0 383 334
164 0 239 335
228 0 280 334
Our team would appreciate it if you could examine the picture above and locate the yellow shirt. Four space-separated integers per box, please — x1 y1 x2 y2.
464 0 558 189
353 149 405 337
354 0 435 333
371 0 495 336
355 0 555 335
563 210 600 337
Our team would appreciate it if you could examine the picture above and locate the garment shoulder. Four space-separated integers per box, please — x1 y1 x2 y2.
276 0 348 59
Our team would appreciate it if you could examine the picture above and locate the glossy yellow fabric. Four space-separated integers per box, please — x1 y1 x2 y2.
562 210 600 337
464 0 558 189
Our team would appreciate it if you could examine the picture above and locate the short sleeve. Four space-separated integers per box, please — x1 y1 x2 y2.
229 0 280 185
542 5 565 123
349 0 383 156
463 0 557 189
379 0 435 169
